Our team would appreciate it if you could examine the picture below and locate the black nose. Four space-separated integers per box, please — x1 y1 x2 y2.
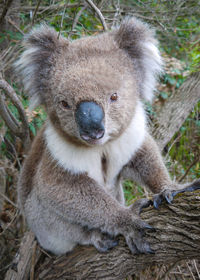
75 101 105 141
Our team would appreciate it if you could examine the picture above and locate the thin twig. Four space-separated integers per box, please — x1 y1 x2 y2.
159 261 179 280
0 192 18 208
186 260 196 280
7 17 25 35
178 155 200 182
111 0 121 28
31 0 42 26
177 265 186 280
192 260 200 279
0 94 19 134
72 5 87 31
85 0 108 31
0 210 19 236
57 2 68 39
30 241 37 280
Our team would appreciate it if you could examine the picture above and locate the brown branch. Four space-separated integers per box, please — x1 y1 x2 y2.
85 0 108 31
0 0 14 25
152 72 200 150
57 2 67 39
31 0 42 26
178 155 200 182
0 93 19 134
7 17 24 35
0 77 31 149
72 5 87 31
4 190 200 280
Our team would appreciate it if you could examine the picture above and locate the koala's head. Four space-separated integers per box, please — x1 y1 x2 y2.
16 18 162 146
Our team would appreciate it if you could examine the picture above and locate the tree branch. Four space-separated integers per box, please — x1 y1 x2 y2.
0 77 30 149
85 0 108 31
0 0 14 25
72 5 87 31
5 190 200 280
152 72 200 150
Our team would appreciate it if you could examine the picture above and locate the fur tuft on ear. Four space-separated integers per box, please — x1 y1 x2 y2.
15 24 68 110
115 17 163 102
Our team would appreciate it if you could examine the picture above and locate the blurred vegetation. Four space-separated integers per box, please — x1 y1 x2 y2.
0 0 200 279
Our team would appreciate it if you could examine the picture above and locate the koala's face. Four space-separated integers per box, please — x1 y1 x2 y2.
47 48 138 146
17 18 162 146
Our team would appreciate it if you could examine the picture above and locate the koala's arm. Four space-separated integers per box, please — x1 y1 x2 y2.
33 157 152 253
39 173 129 235
121 133 189 193
121 133 200 210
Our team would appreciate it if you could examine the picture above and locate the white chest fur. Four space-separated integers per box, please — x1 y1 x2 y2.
45 102 146 188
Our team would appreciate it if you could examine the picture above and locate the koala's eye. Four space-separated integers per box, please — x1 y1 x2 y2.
110 93 118 102
61 100 70 109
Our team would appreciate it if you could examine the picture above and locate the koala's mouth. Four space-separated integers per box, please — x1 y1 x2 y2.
80 130 105 145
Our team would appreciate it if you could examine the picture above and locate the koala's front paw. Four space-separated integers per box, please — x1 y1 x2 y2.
92 232 118 253
124 198 155 254
153 179 200 209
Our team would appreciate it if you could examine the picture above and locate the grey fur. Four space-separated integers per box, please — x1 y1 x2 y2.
16 18 197 255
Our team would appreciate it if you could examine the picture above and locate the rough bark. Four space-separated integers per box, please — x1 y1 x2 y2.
5 191 200 280
152 72 200 149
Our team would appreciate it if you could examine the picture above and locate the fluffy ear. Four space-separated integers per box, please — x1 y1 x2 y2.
15 24 68 110
114 17 163 102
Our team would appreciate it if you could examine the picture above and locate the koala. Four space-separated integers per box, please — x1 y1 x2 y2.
16 18 200 255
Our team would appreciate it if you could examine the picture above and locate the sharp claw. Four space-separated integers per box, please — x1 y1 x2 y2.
146 246 155 254
171 183 200 199
153 199 159 209
146 225 156 232
134 240 154 255
144 224 154 230
126 237 139 254
153 193 163 209
111 240 119 247
172 190 179 197
136 219 154 231
141 222 155 231
142 241 155 254
165 195 172 204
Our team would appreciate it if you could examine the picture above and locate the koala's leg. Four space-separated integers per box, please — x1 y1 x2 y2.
121 133 200 208
35 172 155 254
25 190 118 254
